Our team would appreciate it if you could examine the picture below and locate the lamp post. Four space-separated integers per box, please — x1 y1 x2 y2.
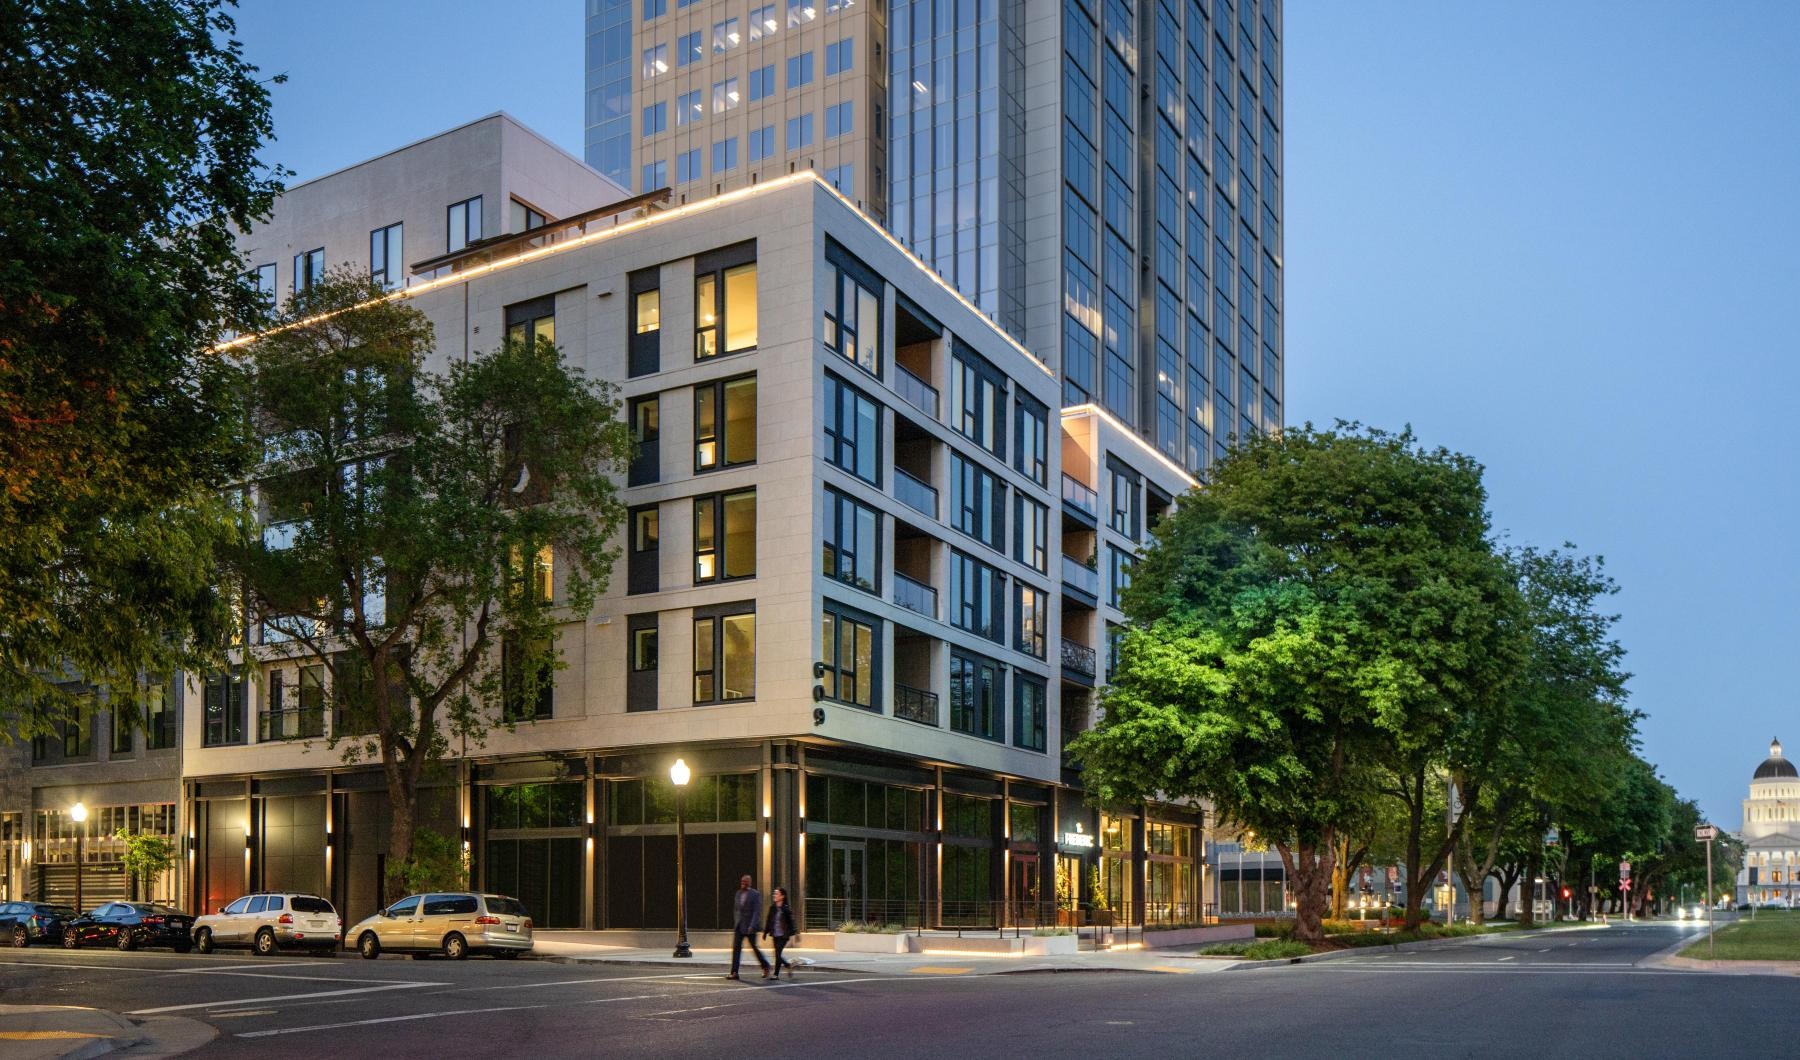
69 803 89 914
670 758 692 959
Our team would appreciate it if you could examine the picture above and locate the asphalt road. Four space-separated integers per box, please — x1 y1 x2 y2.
0 921 1793 1058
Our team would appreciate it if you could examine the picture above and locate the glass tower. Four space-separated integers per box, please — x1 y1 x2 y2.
588 0 1282 474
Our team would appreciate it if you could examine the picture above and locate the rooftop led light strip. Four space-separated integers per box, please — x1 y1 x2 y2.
1059 403 1198 488
216 173 1058 382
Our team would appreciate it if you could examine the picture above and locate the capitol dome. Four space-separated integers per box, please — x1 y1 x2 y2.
1753 738 1798 781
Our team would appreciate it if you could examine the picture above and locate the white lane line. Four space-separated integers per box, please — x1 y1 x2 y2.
237 1004 548 1038
0 957 410 987
132 982 437 1015
448 971 722 993
1497 956 1516 962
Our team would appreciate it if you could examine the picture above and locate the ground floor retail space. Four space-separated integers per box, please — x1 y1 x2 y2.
182 741 1210 932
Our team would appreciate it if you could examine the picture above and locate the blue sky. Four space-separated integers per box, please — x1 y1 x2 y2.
233 0 1799 828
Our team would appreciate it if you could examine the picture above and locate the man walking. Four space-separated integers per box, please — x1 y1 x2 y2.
728 874 772 980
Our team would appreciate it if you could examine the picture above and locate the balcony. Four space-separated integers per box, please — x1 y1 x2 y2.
1062 474 1099 520
1061 640 1097 683
895 467 938 520
895 364 939 420
258 707 324 742
894 571 938 620
895 683 939 727
1061 553 1100 599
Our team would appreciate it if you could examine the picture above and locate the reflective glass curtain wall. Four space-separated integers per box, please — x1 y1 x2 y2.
888 0 1025 334
586 0 635 186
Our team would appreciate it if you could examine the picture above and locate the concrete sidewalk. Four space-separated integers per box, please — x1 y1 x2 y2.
530 933 1250 977
0 1006 215 1060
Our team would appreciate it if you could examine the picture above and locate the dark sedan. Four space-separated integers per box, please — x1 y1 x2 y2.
63 902 194 952
0 901 77 947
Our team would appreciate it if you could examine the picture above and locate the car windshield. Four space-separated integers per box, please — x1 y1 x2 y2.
143 904 184 916
290 896 333 914
483 896 529 917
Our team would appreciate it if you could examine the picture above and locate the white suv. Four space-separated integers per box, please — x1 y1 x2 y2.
193 892 342 955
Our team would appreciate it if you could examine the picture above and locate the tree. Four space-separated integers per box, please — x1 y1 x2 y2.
223 272 632 898
1072 425 1511 944
0 0 284 732
115 829 177 901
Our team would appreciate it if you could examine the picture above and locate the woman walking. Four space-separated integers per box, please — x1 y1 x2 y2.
763 887 799 979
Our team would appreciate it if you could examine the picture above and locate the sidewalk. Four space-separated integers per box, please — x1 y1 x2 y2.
0 1006 214 1060
530 933 1249 977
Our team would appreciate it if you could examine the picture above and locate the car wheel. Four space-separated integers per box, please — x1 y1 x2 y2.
195 928 214 955
11 926 28 949
116 930 137 952
358 932 381 960
496 949 520 960
62 930 79 950
443 933 468 961
254 929 277 957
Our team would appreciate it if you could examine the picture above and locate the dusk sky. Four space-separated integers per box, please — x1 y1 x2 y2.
233 0 1800 829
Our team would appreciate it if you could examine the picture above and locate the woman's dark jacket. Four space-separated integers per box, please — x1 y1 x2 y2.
764 903 797 939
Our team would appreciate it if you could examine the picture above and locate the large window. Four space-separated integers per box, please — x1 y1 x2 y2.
824 249 881 377
506 296 555 346
678 29 702 65
712 16 740 52
696 252 758 359
642 42 668 79
502 634 554 722
694 490 756 582
447 196 482 253
144 682 175 751
1014 583 1047 659
787 0 814 26
111 699 133 754
60 695 93 758
950 652 1003 742
694 608 756 703
1013 674 1047 752
1108 546 1134 607
695 376 756 472
1107 462 1140 539
786 51 814 88
629 504 659 595
949 549 1005 643
369 222 403 290
820 605 876 709
203 672 246 746
824 36 854 75
823 373 879 484
822 486 879 593
627 613 659 712
950 345 1006 457
951 453 1004 551
629 395 659 485
292 248 324 295
1014 494 1048 572
1015 399 1049 486
712 78 740 114
749 4 776 40
630 268 661 377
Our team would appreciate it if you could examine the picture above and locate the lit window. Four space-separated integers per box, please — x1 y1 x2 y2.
787 0 815 27
694 610 756 703
642 43 668 79
713 17 740 53
694 375 756 472
749 4 776 40
695 259 758 359
693 490 756 582
820 607 876 709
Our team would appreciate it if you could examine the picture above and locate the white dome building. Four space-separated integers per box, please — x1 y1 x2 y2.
1737 738 1800 907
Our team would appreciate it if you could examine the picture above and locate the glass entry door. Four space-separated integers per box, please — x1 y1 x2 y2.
1009 854 1041 926
827 841 866 928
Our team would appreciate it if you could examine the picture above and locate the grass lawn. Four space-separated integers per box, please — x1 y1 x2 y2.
1680 912 1800 961
1196 939 1312 960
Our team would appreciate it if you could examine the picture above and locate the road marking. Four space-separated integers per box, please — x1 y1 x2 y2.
0 957 408 987
1149 965 1194 974
448 971 720 993
909 966 973 975
131 982 438 1015
0 1031 109 1041
237 1004 547 1038
1498 956 1516 962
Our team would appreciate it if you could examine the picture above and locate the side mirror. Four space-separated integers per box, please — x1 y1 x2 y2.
218 908 226 915
381 907 393 918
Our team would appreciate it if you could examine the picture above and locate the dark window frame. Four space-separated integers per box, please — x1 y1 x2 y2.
1013 673 1047 753
628 503 660 595
949 651 1004 743
502 633 555 723
627 613 660 712
629 267 662 377
693 489 756 583
694 242 758 361
1014 581 1047 659
693 603 756 704
822 485 880 595
949 548 1006 644
823 372 881 485
629 395 661 486
949 340 1007 459
694 374 757 473
447 195 483 253
820 602 879 710
1014 395 1049 486
369 221 403 289
951 452 1006 552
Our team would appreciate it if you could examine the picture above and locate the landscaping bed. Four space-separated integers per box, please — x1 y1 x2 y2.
1680 911 1800 961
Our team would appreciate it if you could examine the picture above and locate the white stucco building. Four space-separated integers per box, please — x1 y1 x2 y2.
1736 738 1800 907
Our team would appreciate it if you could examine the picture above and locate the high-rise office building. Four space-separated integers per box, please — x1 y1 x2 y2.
586 0 1283 476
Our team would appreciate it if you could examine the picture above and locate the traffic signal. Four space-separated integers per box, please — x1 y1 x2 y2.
1561 887 1571 900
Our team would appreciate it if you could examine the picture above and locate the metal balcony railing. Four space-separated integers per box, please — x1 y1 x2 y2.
895 364 940 420
1062 473 1099 518
1061 553 1100 596
1061 640 1097 679
894 683 939 726
895 467 938 519
893 571 938 619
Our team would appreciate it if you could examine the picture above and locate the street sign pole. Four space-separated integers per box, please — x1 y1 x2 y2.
1706 832 1715 960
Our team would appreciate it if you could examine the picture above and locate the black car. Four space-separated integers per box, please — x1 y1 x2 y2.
0 901 77 947
63 902 194 952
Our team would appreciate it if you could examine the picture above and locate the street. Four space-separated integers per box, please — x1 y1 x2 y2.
0 921 1794 1057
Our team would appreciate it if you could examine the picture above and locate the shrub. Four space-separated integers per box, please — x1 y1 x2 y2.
1030 927 1073 936
1199 940 1310 960
839 921 906 934
1255 921 1296 939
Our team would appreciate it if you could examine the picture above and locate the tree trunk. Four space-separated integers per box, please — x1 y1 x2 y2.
1330 834 1350 920
1401 771 1427 928
1455 847 1485 926
1493 866 1519 920
1278 835 1336 946
374 647 421 905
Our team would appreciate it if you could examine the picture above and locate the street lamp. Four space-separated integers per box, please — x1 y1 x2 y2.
670 758 692 959
69 803 89 914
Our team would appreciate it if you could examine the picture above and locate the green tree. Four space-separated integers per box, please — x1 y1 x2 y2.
1072 425 1512 944
0 0 284 732
115 829 178 901
223 273 632 898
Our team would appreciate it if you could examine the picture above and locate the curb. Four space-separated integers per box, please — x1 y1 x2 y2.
0 1006 216 1060
1640 926 1800 977
1226 921 1612 969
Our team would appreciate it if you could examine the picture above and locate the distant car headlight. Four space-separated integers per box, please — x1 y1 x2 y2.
1677 907 1689 920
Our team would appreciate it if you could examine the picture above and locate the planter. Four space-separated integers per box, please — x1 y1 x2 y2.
1022 934 1080 955
834 932 915 954
1141 923 1255 949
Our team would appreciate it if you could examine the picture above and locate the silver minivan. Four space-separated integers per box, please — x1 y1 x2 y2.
347 892 533 960
193 892 342 955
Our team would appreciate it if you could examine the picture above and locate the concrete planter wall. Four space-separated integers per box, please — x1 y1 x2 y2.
1021 934 1079 955
834 932 915 954
1141 923 1255 949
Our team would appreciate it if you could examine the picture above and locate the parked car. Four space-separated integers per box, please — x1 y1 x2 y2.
192 892 342 955
347 892 533 960
0 901 77 947
63 902 194 952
